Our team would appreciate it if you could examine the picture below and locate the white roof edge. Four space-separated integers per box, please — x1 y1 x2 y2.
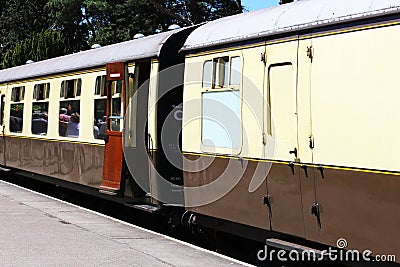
182 0 400 51
0 28 186 83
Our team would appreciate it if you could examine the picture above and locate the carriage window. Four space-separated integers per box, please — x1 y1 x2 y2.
31 102 48 135
202 57 241 89
230 57 241 86
202 60 212 87
0 95 5 125
202 91 241 149
76 79 82 96
32 83 50 135
94 75 107 140
112 80 122 95
33 83 50 100
59 100 80 137
10 104 24 133
95 75 106 96
109 80 123 132
10 86 25 133
94 99 106 140
11 86 25 102
213 57 229 88
60 79 82 98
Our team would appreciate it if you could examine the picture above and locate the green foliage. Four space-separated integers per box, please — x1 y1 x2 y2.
2 30 66 69
0 0 50 65
0 0 243 69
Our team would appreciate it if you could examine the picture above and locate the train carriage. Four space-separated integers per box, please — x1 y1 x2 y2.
181 0 400 261
0 0 400 263
0 27 194 209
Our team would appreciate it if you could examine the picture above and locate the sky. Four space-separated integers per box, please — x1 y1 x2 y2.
242 0 280 11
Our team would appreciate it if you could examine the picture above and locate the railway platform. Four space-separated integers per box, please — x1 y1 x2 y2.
0 180 252 266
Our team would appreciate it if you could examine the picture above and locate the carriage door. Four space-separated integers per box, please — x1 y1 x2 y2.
264 40 306 238
100 62 126 194
0 90 5 166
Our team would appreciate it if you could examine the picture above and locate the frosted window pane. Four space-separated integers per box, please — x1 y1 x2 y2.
202 61 212 87
230 57 241 85
202 91 241 149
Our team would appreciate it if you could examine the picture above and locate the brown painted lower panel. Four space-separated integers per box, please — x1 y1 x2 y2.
302 167 400 259
184 153 400 262
183 154 270 230
5 136 104 188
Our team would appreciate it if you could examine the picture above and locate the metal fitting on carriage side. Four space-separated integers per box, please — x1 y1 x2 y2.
307 46 314 61
301 164 308 177
311 202 321 229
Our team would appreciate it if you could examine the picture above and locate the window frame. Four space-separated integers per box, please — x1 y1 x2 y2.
202 55 242 90
9 86 26 134
11 86 25 102
93 74 107 141
59 78 82 138
33 82 50 101
200 54 243 155
60 78 82 99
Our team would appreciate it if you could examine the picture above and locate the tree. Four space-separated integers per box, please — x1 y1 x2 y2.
2 30 66 69
0 0 243 68
147 0 243 25
0 0 49 66
46 0 90 53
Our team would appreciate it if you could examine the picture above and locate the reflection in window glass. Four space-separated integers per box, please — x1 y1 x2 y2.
33 83 50 100
10 103 24 133
59 100 80 137
109 97 122 132
111 80 122 95
11 86 25 102
76 79 82 96
32 102 48 135
202 91 241 149
230 57 241 86
21 87 25 101
95 75 106 96
61 79 82 98
0 95 5 125
202 61 212 87
94 99 106 140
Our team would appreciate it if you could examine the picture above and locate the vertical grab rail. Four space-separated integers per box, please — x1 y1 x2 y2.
147 133 154 159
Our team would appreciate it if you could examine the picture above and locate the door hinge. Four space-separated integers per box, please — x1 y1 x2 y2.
263 194 271 207
307 46 314 61
261 52 267 64
309 134 315 149
311 202 321 229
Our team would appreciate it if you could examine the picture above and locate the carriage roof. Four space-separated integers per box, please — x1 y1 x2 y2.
0 29 184 83
183 0 400 51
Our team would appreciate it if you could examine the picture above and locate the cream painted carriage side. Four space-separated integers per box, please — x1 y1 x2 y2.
182 0 400 261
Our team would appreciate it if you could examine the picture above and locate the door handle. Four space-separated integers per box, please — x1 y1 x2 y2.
289 147 297 158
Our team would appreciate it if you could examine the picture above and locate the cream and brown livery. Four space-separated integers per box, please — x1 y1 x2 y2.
182 0 400 262
0 0 399 263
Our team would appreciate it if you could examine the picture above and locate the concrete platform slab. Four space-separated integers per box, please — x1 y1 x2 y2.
0 180 253 267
